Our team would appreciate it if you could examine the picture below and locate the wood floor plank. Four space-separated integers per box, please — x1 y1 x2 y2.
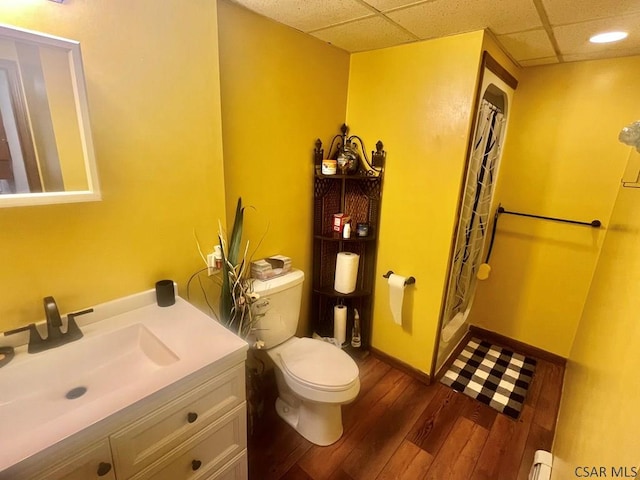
346 354 379 390
248 369 308 480
424 417 489 479
249 420 313 480
297 368 411 480
460 394 498 430
281 464 314 480
376 440 434 480
249 346 565 480
407 384 469 455
354 354 382 379
524 359 548 408
341 379 433 480
327 469 356 480
532 362 565 431
342 357 391 424
495 405 535 480
516 423 554 480
470 413 516 480
249 427 311 480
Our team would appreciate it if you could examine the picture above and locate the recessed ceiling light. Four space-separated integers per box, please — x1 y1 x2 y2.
589 31 628 44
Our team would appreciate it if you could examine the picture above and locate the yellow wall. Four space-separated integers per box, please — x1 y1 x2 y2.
2 0 635 399
346 32 484 373
551 180 640 477
0 0 226 329
469 56 640 357
216 0 350 335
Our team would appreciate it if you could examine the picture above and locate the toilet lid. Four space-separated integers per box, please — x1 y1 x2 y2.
279 338 359 391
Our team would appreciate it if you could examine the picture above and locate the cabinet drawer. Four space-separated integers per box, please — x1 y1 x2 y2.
32 439 115 480
207 451 247 480
111 363 245 479
131 404 247 480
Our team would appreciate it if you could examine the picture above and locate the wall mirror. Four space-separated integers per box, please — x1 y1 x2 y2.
0 23 99 208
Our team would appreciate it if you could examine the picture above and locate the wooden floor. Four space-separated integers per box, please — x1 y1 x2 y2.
247 347 564 480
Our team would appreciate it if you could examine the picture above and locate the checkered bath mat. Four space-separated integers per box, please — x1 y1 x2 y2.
440 338 537 419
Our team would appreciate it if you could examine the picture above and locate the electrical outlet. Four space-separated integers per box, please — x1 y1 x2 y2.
207 245 223 275
207 253 216 276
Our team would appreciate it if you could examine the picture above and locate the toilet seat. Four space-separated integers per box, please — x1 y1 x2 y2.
279 338 359 392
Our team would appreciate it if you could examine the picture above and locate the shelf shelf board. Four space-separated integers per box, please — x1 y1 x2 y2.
314 234 376 242
314 287 371 298
314 166 382 180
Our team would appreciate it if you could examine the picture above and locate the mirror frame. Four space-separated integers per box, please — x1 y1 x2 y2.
0 23 100 208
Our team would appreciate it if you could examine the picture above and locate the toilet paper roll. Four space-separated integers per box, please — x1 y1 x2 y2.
334 304 347 346
334 252 360 294
388 273 407 325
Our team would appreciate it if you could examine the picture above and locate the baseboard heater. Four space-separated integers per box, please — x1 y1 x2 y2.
529 450 553 480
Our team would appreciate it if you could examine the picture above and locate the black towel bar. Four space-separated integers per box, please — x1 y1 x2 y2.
497 205 601 228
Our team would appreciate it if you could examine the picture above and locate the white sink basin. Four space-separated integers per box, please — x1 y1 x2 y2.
0 290 248 472
0 324 179 431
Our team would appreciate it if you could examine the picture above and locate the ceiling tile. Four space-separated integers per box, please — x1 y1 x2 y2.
541 0 640 26
387 0 542 39
553 13 640 56
311 16 417 52
519 56 560 67
229 0 374 32
562 49 640 63
230 0 639 65
363 0 429 11
496 29 556 61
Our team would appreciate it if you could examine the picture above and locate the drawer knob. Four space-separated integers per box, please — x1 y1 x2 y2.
97 462 112 476
187 412 198 423
192 459 202 471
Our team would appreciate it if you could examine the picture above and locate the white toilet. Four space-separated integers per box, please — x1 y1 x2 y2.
251 269 360 446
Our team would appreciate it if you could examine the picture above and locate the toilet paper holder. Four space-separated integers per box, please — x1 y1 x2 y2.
383 271 416 285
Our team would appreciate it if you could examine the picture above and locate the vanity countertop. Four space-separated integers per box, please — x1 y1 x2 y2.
0 289 248 473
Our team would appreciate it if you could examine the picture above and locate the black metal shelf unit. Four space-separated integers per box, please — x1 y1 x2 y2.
310 125 385 350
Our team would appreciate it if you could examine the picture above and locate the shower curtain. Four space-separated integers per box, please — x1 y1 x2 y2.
443 99 505 329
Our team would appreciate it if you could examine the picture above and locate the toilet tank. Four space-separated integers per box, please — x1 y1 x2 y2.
250 269 304 349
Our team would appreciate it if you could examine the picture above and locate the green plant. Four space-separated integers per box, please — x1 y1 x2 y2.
194 198 266 436
217 197 260 340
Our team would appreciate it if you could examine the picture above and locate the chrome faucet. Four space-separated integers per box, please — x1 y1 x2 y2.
26 297 92 354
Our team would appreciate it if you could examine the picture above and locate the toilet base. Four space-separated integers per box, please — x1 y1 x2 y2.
275 396 343 446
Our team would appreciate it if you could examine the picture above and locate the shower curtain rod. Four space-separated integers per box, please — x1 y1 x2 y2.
497 205 601 228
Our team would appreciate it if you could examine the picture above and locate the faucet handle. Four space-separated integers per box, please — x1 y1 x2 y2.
67 308 94 321
4 323 47 353
3 325 31 336
65 308 93 339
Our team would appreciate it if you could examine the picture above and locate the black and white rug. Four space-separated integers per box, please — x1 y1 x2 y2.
440 337 537 419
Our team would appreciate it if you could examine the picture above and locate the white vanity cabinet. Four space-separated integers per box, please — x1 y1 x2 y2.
111 363 247 479
0 292 249 480
8 361 247 480
31 439 116 480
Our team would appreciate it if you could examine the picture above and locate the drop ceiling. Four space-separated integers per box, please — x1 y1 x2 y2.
227 0 640 67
